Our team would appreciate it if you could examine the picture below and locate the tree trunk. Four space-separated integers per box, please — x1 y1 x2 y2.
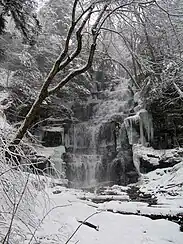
10 2 108 145
11 89 48 145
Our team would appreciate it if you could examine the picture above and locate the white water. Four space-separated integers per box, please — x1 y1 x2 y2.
94 79 132 123
66 122 101 187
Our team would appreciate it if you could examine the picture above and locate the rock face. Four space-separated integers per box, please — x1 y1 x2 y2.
71 102 98 121
125 88 183 175
147 97 183 149
31 145 66 177
133 145 183 174
41 126 64 147
3 76 155 186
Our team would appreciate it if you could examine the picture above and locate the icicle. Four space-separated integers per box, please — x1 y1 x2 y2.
132 144 141 175
150 113 154 143
138 109 154 145
128 119 132 145
139 115 144 145
124 114 140 145
73 125 77 154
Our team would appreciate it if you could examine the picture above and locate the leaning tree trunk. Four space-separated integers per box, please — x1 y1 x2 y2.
10 2 109 145
6 87 48 164
10 63 60 145
11 88 48 145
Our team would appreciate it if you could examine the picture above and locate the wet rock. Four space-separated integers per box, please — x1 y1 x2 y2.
149 97 183 149
127 186 157 206
29 155 51 175
65 123 93 154
72 101 98 121
41 126 64 147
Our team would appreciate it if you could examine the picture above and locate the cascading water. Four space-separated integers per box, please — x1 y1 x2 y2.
65 79 135 188
65 122 101 187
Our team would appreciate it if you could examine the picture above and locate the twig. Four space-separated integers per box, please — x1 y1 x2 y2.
2 175 30 243
28 204 72 244
65 212 100 244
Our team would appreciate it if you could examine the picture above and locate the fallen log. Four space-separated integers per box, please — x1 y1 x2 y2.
79 195 129 203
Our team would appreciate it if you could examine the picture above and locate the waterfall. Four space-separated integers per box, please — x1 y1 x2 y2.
65 122 102 187
65 78 135 188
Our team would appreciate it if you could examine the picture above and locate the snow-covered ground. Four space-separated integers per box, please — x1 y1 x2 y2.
1 142 183 243
27 149 183 244
139 161 183 208
27 185 183 244
1 164 183 244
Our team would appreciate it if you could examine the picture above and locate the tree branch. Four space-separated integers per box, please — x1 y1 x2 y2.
72 0 79 23
173 82 183 99
48 3 110 95
48 42 97 96
58 4 95 71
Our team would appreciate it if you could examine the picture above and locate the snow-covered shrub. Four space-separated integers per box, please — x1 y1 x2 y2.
0 135 67 243
0 142 39 244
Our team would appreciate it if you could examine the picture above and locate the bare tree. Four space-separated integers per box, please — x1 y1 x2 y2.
10 0 130 144
0 0 39 43
11 0 180 145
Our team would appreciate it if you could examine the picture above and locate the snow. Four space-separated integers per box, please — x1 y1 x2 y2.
0 90 13 138
0 68 15 87
27 185 183 244
1 165 183 243
139 161 183 207
1 143 183 243
132 144 183 178
25 153 183 244
101 185 129 196
79 194 130 202
35 145 66 177
99 200 182 216
37 0 49 11
0 161 38 244
42 126 64 132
